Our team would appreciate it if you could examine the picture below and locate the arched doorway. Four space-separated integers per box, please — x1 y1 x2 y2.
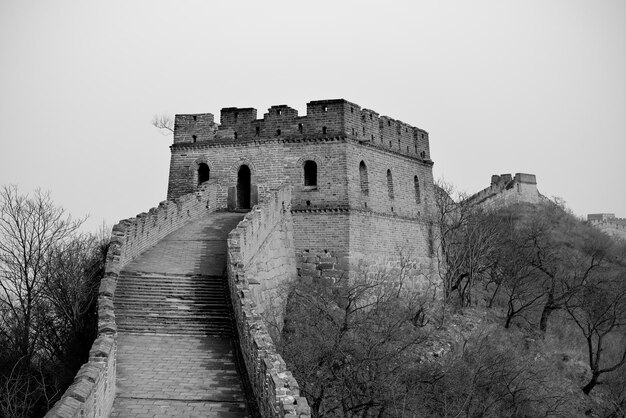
197 163 210 185
237 165 251 210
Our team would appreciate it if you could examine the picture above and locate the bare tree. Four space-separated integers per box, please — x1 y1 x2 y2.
0 185 106 416
152 113 174 135
433 181 503 307
0 185 85 363
565 272 626 395
281 267 433 417
520 203 615 333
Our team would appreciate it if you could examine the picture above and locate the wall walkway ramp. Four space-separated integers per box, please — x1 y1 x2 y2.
109 211 256 417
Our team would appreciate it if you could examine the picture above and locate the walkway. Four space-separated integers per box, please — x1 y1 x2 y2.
110 212 252 417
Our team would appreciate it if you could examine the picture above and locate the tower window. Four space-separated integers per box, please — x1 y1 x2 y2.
304 160 317 186
322 126 327 135
387 169 394 199
276 129 281 136
414 176 421 204
298 123 303 133
255 126 260 136
359 161 369 196
322 105 328 112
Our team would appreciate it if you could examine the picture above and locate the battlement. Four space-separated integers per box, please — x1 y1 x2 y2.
588 214 626 240
587 213 616 222
468 172 542 207
173 99 431 161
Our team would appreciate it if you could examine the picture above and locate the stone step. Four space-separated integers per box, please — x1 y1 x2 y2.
116 318 233 327
116 320 233 329
114 299 230 307
116 283 228 292
114 309 231 316
116 321 234 333
116 312 231 319
119 273 225 280
116 288 228 295
115 328 234 337
117 280 227 286
115 292 228 303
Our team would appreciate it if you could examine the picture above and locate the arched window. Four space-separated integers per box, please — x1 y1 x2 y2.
414 176 421 204
304 160 317 186
359 161 369 196
197 163 210 185
387 169 394 199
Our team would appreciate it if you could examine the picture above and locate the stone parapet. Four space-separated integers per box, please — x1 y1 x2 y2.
589 218 626 241
46 183 223 417
467 173 543 208
228 184 311 417
173 99 430 162
116 181 223 267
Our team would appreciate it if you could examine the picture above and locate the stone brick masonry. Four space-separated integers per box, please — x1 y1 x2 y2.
167 99 438 282
227 184 310 417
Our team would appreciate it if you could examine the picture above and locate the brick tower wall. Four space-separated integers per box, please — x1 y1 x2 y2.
166 98 438 287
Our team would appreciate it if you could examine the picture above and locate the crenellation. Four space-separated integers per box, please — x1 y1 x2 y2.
470 173 544 208
173 99 430 160
173 113 217 144
588 214 626 240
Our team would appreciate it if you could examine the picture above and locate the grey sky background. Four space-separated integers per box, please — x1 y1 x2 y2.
1 1 625 232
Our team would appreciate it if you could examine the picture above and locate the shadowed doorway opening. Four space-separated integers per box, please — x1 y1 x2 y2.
237 165 251 210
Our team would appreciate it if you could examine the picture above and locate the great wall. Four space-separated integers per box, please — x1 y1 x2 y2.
587 213 626 241
43 98 621 417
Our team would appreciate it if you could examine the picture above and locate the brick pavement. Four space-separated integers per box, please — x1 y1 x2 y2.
110 212 253 417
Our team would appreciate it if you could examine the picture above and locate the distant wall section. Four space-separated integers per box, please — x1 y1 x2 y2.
588 214 626 241
468 173 545 209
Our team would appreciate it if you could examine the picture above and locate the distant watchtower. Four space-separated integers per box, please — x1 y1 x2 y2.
167 99 438 277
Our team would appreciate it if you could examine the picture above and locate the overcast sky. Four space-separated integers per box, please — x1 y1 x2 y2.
1 1 625 232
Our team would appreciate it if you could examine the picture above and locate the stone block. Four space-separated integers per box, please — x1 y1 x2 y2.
98 276 116 297
76 362 103 383
67 378 93 403
317 262 335 270
89 336 114 360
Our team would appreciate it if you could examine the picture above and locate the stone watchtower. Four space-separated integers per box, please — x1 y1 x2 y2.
167 98 437 278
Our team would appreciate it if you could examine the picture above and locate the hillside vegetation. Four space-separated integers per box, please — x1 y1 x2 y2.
278 189 626 417
0 185 108 418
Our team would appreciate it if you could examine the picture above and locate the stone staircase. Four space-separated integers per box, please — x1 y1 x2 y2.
110 212 256 417
115 272 234 336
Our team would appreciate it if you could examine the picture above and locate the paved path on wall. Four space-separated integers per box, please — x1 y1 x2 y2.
110 212 254 418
